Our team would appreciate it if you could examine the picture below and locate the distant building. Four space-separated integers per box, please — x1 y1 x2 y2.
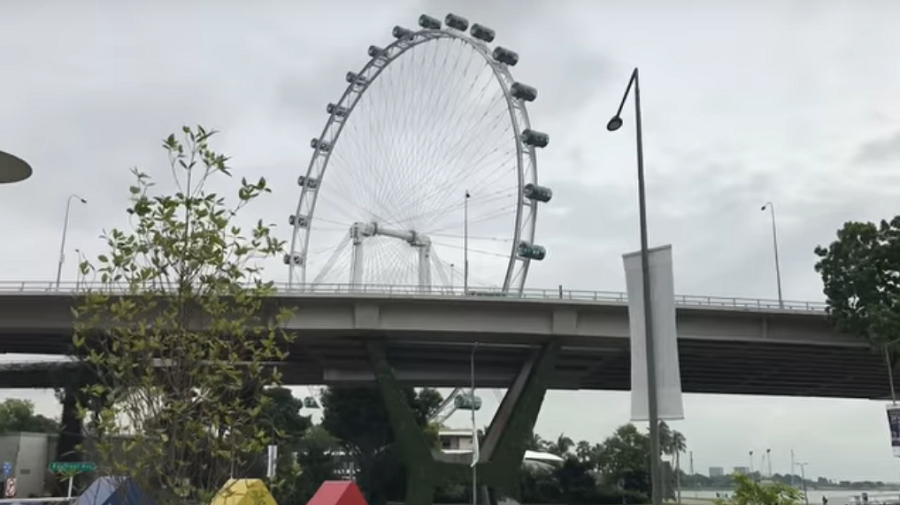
439 429 477 452
734 466 750 475
709 466 725 478
437 429 563 468
0 432 58 498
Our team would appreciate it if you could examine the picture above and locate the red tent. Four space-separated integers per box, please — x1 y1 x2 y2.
307 481 368 505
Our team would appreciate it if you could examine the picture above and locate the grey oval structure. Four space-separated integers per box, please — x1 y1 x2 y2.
0 150 32 184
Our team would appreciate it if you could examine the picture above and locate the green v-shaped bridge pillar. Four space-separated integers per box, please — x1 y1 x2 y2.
367 340 560 505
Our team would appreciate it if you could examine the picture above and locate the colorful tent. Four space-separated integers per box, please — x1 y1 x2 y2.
210 479 276 505
74 477 153 505
306 481 367 505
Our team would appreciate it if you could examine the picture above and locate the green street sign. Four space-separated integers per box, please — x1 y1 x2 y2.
48 462 96 473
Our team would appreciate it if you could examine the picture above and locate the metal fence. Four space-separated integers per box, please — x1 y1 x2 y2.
0 281 828 313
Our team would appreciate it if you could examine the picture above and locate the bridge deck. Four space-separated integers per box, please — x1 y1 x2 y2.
0 286 888 398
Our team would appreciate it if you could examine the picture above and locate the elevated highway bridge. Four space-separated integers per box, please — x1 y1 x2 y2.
0 281 887 399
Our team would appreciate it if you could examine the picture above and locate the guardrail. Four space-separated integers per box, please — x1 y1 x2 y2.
0 281 829 313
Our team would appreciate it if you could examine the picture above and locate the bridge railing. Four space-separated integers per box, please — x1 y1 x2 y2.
0 281 828 312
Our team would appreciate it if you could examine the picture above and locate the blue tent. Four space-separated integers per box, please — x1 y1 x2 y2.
74 477 153 505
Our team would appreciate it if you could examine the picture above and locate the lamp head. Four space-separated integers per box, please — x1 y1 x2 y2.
606 116 624 132
79 197 87 204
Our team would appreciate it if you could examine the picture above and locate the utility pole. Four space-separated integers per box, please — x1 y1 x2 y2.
470 342 479 505
791 449 796 487
797 462 809 505
766 448 772 478
760 202 784 309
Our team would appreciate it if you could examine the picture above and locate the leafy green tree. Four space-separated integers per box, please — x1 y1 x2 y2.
260 387 312 446
575 440 593 463
556 457 603 504
715 473 802 505
598 424 650 500
321 387 442 505
269 425 339 505
0 399 58 434
72 126 294 504
814 218 900 346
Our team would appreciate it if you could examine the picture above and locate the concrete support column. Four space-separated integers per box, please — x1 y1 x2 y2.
367 340 559 505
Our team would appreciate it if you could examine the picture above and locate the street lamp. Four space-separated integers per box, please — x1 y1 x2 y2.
607 67 663 505
797 462 810 505
55 194 87 289
760 202 784 309
464 190 470 295
0 150 32 184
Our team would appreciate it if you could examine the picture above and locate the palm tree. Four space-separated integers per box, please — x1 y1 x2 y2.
526 432 545 452
547 433 574 456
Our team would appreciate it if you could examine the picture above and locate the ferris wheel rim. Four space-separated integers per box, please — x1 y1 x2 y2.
287 23 541 293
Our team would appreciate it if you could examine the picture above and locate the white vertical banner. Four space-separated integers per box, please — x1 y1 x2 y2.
624 244 684 421
886 405 900 457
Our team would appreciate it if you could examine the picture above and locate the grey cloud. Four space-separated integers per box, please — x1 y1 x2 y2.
854 130 900 165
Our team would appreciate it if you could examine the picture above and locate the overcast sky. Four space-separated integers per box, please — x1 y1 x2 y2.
3 0 900 483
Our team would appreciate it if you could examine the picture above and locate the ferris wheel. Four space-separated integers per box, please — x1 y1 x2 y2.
285 13 552 294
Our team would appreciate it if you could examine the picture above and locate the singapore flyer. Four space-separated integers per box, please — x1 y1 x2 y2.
285 13 552 295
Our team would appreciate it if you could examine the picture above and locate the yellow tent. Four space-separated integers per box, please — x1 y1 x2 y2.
211 479 277 505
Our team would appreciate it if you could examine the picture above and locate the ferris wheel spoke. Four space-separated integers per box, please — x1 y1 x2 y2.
421 153 516 228
418 187 516 229
313 232 352 285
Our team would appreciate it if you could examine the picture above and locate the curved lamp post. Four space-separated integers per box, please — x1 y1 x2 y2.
760 202 784 308
607 67 663 505
55 194 87 289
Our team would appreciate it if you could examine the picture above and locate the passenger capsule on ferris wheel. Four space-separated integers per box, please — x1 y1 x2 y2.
283 253 302 266
345 72 367 86
297 175 319 189
444 13 469 31
454 393 482 410
492 46 519 66
327 103 348 117
517 241 547 261
310 138 332 152
511 82 538 102
470 23 495 43
418 14 441 30
392 26 414 40
521 129 549 148
524 183 552 203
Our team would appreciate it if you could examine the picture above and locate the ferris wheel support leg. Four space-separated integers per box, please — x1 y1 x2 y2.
367 342 438 505
350 240 364 288
476 340 560 499
417 244 432 294
365 340 559 505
